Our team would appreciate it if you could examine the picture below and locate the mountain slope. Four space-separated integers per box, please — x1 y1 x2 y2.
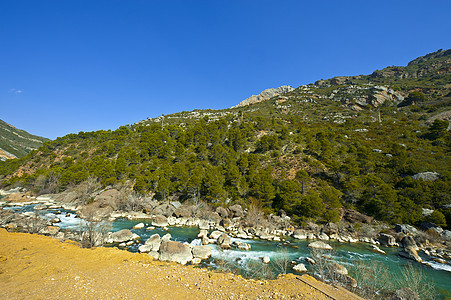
0 120 49 160
0 49 449 228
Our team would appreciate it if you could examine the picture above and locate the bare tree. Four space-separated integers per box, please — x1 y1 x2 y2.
74 176 101 205
395 262 436 300
272 247 291 275
79 205 111 248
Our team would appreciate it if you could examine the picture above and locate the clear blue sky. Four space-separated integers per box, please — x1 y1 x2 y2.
1 0 450 140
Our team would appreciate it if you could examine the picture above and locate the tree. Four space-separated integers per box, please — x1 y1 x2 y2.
295 169 310 195
79 205 111 248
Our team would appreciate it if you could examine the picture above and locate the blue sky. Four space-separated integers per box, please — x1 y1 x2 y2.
1 0 450 139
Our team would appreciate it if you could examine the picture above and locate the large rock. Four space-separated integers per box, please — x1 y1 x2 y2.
293 263 307 273
110 229 139 243
159 241 193 265
174 206 193 218
401 235 418 250
4 193 29 203
215 206 229 219
308 241 333 250
343 209 372 224
209 230 223 240
152 203 175 217
293 229 307 240
378 233 396 246
400 246 423 262
332 263 348 276
395 224 418 235
217 233 232 249
152 215 169 227
94 189 123 206
192 245 212 260
133 222 145 229
229 204 244 218
145 234 162 252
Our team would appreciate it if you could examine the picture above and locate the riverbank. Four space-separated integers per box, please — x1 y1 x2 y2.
0 228 362 300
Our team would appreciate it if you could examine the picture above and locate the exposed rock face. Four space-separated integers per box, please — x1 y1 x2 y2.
308 241 333 250
159 241 193 265
412 172 440 181
110 229 139 243
293 229 307 240
234 86 294 108
152 215 169 227
152 204 175 217
215 207 229 219
174 206 193 218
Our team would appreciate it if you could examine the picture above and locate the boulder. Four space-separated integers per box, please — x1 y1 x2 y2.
343 209 372 224
192 245 212 260
169 201 182 209
198 220 210 230
234 241 251 251
401 235 418 250
144 234 162 252
191 258 202 265
174 206 193 218
262 256 270 264
217 233 232 249
308 241 333 250
138 244 152 253
370 245 386 255
215 206 229 219
395 224 418 235
332 263 348 275
220 218 232 229
209 230 223 240
399 246 423 263
148 251 159 260
293 263 307 273
152 215 169 227
229 204 244 218
293 229 307 240
305 257 316 264
197 229 208 238
161 233 171 242
378 233 396 246
152 204 175 217
94 189 122 206
159 241 193 265
133 222 145 229
110 229 139 243
322 223 339 235
41 225 60 236
318 233 330 241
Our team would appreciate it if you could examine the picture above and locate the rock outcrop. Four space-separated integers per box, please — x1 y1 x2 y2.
159 241 193 265
233 86 294 108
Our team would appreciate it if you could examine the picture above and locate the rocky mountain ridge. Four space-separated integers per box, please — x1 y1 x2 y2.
233 85 295 108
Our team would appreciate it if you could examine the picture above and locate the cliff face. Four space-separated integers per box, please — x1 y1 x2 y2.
0 120 49 160
233 85 295 107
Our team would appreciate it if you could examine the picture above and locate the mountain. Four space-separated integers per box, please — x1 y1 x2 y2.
0 120 49 161
0 49 449 228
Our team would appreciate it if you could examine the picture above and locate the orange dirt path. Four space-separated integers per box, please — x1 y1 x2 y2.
0 228 362 299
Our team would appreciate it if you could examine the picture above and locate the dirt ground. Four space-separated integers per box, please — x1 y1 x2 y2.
0 228 363 299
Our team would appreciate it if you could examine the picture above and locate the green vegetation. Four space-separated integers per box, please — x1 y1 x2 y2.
0 119 49 158
1 49 450 229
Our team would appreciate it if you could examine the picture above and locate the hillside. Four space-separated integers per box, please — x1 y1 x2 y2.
0 120 49 161
0 49 450 228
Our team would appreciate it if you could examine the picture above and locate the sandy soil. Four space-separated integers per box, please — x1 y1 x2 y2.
0 228 362 299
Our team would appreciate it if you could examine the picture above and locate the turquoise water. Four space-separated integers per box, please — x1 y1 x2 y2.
113 218 451 299
4 205 451 298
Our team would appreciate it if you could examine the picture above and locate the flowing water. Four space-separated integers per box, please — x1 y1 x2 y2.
4 205 451 298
